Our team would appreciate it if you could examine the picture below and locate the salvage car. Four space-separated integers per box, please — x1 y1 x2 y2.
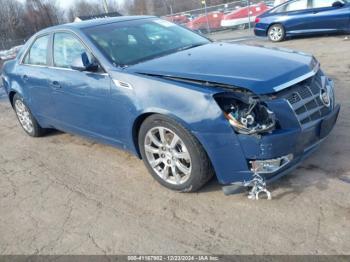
163 14 191 25
186 11 224 32
221 3 270 29
254 0 350 41
1 16 340 193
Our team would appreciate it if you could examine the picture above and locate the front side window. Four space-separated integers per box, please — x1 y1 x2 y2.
83 18 210 66
53 32 87 68
23 35 49 65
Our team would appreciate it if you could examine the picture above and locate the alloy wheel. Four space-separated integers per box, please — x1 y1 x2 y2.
15 99 34 134
269 25 283 41
144 126 192 185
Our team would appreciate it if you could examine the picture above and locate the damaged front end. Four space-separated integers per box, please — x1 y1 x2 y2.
214 91 278 199
136 67 338 200
214 92 276 135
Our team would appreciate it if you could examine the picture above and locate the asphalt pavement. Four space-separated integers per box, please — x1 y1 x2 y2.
0 34 349 255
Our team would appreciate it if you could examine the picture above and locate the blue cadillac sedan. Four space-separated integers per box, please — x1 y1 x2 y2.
255 0 350 41
1 16 340 193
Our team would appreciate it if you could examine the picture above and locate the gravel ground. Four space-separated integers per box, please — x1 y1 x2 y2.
0 34 349 255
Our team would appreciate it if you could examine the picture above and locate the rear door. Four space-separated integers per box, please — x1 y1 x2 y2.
18 34 55 120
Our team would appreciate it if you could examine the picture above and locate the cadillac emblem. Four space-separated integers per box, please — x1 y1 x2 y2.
320 86 331 107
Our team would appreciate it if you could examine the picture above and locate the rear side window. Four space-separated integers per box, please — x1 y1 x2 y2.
312 0 336 7
23 35 49 66
273 0 309 12
53 32 87 68
285 0 308 11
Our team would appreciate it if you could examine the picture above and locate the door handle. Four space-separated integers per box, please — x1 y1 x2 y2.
22 75 29 81
51 81 61 89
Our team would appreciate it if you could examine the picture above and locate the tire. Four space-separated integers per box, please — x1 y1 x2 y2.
138 114 214 192
268 24 285 42
13 93 45 137
237 23 247 30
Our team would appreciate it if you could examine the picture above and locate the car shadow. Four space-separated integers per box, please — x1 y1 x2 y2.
44 129 64 137
197 176 223 193
42 125 348 199
198 137 349 198
286 32 349 42
0 88 6 100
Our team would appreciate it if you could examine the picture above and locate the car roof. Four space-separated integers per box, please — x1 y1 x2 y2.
38 16 156 34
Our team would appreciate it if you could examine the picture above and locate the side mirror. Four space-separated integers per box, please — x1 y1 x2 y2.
332 1 344 7
71 52 99 72
71 56 86 71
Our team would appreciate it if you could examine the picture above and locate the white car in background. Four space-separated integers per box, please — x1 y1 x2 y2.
0 45 23 61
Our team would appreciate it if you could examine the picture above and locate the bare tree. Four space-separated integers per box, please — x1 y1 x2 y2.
0 0 127 49
0 0 26 49
124 0 209 16
22 0 63 36
68 1 101 21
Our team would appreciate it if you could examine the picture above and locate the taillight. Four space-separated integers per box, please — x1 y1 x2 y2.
255 17 260 23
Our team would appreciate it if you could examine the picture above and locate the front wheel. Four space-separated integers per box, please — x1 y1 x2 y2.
268 24 285 42
139 114 214 192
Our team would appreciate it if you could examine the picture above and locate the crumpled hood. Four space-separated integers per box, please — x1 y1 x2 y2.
127 42 316 95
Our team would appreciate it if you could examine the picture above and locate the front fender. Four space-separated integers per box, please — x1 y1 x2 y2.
113 71 251 184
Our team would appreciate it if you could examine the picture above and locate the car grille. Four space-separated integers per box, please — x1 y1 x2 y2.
279 71 333 126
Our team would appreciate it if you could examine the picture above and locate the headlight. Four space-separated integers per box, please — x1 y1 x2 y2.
214 92 276 135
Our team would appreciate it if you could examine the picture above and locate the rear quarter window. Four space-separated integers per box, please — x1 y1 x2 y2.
23 35 49 66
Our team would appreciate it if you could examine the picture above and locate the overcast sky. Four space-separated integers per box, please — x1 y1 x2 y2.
60 0 125 9
18 0 125 9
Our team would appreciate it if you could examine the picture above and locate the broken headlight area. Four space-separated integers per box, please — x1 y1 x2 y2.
214 93 276 135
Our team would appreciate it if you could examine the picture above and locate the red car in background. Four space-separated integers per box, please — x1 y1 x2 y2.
221 3 270 29
164 14 190 25
186 11 224 32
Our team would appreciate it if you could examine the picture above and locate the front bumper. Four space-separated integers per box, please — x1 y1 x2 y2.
195 101 340 186
235 103 340 184
265 103 340 182
192 69 339 186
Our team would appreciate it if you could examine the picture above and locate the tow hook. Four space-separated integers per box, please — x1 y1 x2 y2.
244 172 271 200
222 172 272 200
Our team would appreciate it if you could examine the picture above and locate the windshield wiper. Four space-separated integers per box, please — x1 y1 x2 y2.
176 43 207 52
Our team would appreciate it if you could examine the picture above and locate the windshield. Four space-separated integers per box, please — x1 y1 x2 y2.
83 18 210 66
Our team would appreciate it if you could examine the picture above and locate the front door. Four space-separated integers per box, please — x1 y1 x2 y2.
48 32 119 142
307 0 350 32
281 0 315 33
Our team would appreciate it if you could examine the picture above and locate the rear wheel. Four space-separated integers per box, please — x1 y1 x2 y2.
268 24 285 42
139 114 214 192
237 23 247 30
13 94 45 137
